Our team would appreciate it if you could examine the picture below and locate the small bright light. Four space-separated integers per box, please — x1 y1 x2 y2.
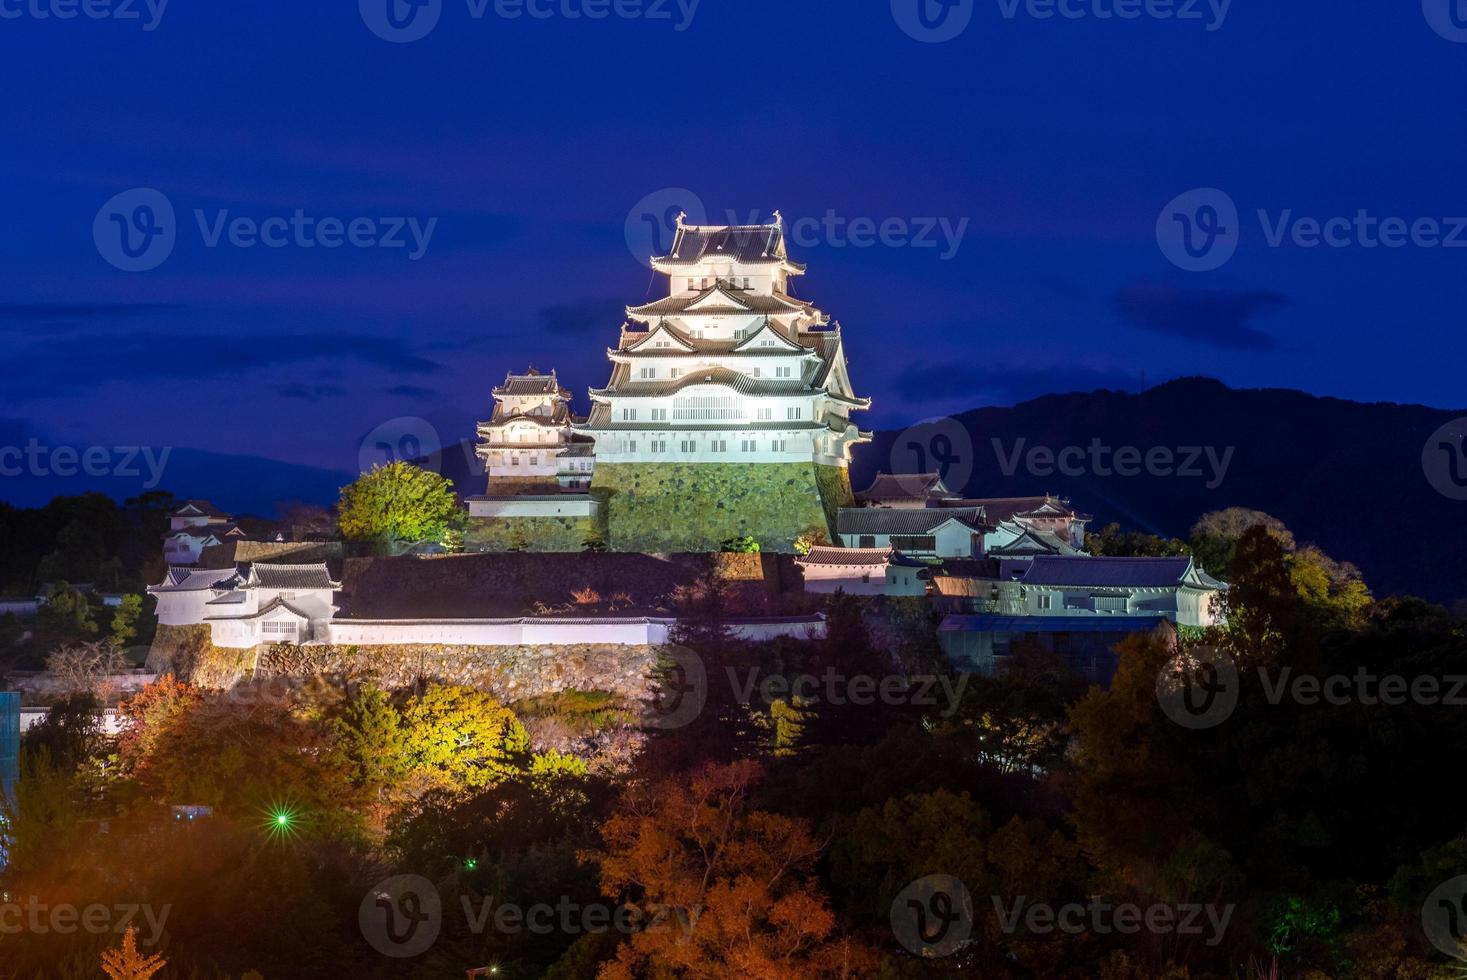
275 813 291 827
463 858 478 871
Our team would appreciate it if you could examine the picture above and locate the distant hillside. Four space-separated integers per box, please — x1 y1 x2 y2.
856 378 1466 603
0 447 353 516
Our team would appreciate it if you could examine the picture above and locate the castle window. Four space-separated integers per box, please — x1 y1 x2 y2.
621 408 637 421
1037 594 1052 611
772 439 787 452
639 367 655 379
673 396 744 421
651 408 667 421
687 278 696 290
776 366 793 378
741 439 756 452
627 440 636 452
757 407 772 421
750 368 761 378
681 440 696 453
652 439 667 453
787 407 802 420
859 535 877 548
710 439 727 453
670 369 680 379
892 535 937 552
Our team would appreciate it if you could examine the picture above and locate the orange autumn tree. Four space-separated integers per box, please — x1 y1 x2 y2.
100 927 166 980
592 760 875 979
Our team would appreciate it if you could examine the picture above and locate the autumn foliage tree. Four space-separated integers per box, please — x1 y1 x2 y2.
336 460 462 554
593 760 875 979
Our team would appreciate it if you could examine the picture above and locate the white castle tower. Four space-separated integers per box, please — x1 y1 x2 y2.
575 212 871 552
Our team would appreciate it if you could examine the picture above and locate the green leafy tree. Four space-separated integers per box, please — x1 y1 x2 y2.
1190 508 1295 578
36 582 98 646
330 684 410 793
1084 522 1189 558
402 683 530 791
719 534 760 554
108 594 144 648
336 461 462 553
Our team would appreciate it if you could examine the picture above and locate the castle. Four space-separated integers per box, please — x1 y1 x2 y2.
467 212 871 553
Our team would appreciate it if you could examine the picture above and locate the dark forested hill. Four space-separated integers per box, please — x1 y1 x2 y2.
856 378 1466 604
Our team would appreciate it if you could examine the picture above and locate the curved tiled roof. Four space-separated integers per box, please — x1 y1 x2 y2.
592 366 812 399
245 563 341 590
652 222 805 270
797 546 893 567
836 507 985 535
628 284 813 319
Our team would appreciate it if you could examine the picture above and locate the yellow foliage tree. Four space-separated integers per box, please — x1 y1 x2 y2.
100 927 166 980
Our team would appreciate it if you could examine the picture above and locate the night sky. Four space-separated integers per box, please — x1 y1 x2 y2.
2 1 1465 482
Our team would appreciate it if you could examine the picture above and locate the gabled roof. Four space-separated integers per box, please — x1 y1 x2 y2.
986 522 1083 557
591 365 811 399
836 507 985 536
857 472 956 502
243 563 341 591
494 369 569 398
1018 556 1220 589
652 218 805 272
731 318 808 353
149 567 241 594
796 546 892 567
627 285 812 319
966 495 1092 524
173 499 230 519
167 524 244 543
205 596 316 623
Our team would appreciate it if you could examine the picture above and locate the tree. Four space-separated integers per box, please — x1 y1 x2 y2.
117 675 200 774
1085 522 1189 558
101 927 166 980
45 641 128 700
330 683 410 793
1190 508 1295 578
402 683 531 792
719 534 760 554
36 582 98 647
593 760 875 979
336 461 462 553
108 594 144 648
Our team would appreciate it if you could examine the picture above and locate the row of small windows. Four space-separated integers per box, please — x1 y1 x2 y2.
636 365 797 380
618 405 802 421
621 438 790 454
688 277 753 290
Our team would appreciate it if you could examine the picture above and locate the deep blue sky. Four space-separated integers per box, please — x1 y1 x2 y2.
1 1 1465 482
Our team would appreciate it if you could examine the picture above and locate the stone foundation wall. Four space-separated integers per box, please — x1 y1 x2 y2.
257 642 668 702
592 462 841 553
465 516 600 553
145 624 257 689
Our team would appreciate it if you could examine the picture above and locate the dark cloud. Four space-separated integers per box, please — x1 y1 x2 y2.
0 303 183 329
536 297 625 336
385 384 436 401
273 383 347 402
1113 282 1290 351
0 330 442 398
893 362 1146 407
